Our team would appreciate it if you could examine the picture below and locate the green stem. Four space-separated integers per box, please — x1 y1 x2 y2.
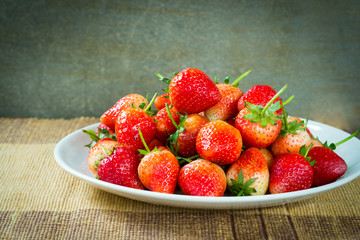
138 128 151 153
303 143 313 158
156 73 164 79
281 104 288 131
231 69 252 87
143 92 158 113
335 130 359 147
282 95 294 106
165 103 179 129
261 84 288 118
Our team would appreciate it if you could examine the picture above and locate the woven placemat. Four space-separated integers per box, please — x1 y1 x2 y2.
1 117 359 239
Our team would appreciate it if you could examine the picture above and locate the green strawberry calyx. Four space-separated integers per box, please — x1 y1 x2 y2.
82 127 117 148
165 103 187 148
299 143 315 166
229 170 257 196
279 105 307 138
156 72 178 93
243 84 288 128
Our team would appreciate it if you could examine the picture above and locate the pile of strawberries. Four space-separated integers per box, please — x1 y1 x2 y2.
83 68 358 197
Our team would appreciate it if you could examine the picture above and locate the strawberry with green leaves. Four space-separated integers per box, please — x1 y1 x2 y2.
196 120 243 165
97 146 145 189
115 93 158 152
226 148 269 196
164 104 209 158
100 94 148 131
235 85 287 148
269 145 314 194
178 159 226 196
137 129 180 194
168 68 222 114
153 105 180 143
237 84 283 115
204 70 251 121
307 130 358 186
271 108 311 156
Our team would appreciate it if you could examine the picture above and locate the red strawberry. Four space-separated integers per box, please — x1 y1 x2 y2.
138 149 180 194
196 120 242 165
226 148 269 196
87 138 120 175
269 151 314 194
237 85 283 115
204 71 250 121
154 93 171 110
154 105 180 143
100 94 148 130
178 159 226 196
97 146 145 189
169 68 221 114
307 146 347 187
165 111 209 158
235 85 287 148
115 108 157 151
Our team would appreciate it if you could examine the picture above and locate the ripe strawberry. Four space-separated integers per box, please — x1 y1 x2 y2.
269 148 314 194
307 130 358 186
169 68 221 114
115 108 157 151
87 138 120 175
154 105 180 143
271 113 311 156
204 71 250 121
235 85 288 149
154 93 171 110
307 146 347 187
100 94 148 130
137 129 180 193
115 94 158 151
196 120 242 165
237 85 283 115
97 146 145 189
164 106 209 158
226 148 269 195
178 159 226 196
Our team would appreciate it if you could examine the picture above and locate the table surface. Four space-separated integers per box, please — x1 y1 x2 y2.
0 117 359 239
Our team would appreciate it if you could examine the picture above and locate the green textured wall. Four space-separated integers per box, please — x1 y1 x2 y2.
1 0 359 132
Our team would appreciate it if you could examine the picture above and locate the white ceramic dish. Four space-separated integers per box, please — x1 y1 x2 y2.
54 120 360 209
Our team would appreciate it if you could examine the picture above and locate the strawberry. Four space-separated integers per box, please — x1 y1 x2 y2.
226 148 269 195
169 68 222 114
87 138 120 175
100 94 148 130
271 111 311 156
307 146 347 187
235 85 287 148
153 105 180 143
307 130 359 186
115 94 158 151
97 146 145 189
269 146 314 194
259 148 275 169
154 93 171 110
196 120 242 165
164 104 209 158
237 84 283 115
204 70 250 121
137 129 180 193
178 159 226 196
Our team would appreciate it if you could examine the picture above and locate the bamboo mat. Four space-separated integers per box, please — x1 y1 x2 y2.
0 117 359 240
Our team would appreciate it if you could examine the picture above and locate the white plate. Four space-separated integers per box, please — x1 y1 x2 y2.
54 120 360 209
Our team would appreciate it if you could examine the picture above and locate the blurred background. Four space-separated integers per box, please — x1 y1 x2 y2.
1 0 359 132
